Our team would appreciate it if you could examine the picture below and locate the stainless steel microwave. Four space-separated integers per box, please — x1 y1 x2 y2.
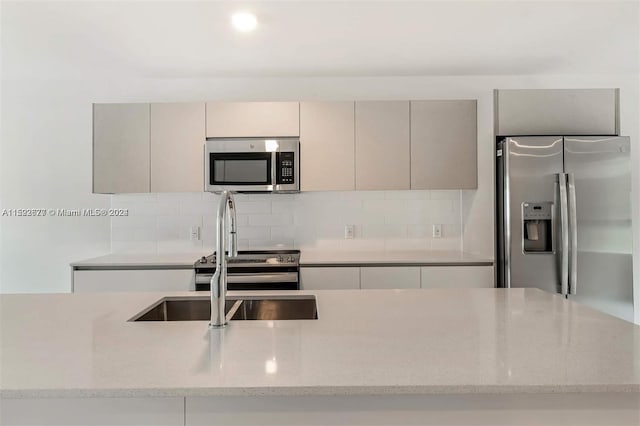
204 138 300 193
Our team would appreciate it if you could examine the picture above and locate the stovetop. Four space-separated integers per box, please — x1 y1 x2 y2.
194 250 300 268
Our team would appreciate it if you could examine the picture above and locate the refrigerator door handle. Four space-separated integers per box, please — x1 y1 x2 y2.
567 173 578 295
556 173 569 296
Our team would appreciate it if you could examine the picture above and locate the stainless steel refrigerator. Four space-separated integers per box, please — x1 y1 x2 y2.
496 136 634 322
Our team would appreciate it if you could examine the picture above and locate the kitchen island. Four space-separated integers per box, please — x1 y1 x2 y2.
1 288 639 425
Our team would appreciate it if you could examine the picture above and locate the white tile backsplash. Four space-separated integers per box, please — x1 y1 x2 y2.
111 190 464 253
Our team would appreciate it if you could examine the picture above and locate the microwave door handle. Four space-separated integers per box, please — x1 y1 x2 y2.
271 153 277 191
567 173 578 295
556 173 569 297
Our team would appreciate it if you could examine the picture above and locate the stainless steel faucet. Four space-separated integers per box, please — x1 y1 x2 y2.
209 190 238 328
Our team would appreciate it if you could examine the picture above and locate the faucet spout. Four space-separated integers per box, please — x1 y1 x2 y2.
210 190 238 328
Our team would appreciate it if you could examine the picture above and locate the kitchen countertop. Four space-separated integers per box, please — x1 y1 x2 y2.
71 250 493 269
70 252 209 269
1 288 638 398
299 249 492 266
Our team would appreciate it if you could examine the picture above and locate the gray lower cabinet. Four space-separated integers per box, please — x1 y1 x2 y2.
360 267 420 289
301 265 493 290
1 397 184 426
93 103 150 194
183 395 640 426
355 101 411 190
73 269 195 292
421 266 494 288
300 267 360 290
411 100 477 189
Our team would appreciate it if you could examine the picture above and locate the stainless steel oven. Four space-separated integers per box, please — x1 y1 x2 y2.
194 250 300 291
204 138 300 193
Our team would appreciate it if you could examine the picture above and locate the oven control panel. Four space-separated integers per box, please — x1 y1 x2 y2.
276 152 295 184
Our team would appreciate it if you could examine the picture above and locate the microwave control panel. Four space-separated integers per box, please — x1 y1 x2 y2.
276 152 295 184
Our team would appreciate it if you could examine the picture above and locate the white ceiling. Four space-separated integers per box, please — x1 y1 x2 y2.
2 0 639 79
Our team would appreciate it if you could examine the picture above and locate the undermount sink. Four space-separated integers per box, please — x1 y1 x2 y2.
130 296 318 322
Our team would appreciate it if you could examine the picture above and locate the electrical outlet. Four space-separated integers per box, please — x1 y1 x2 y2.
432 224 442 239
190 226 201 241
344 225 355 239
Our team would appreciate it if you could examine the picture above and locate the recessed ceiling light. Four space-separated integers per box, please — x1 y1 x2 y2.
231 11 257 32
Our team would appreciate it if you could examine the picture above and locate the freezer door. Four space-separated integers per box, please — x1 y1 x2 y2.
504 137 564 292
564 136 633 322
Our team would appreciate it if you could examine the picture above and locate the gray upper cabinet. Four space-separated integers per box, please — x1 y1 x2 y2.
150 103 205 192
93 103 150 194
495 89 619 136
355 101 410 190
410 100 477 189
300 102 355 191
93 99 479 193
206 102 299 138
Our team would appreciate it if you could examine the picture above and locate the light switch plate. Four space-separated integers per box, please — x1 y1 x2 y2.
344 225 355 239
432 224 442 239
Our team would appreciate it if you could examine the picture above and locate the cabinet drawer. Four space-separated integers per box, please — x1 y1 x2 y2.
420 266 494 288
355 101 410 190
300 267 360 290
300 101 355 191
73 269 195 293
360 267 420 289
93 103 150 194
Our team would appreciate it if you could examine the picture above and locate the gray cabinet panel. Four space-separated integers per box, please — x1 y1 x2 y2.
300 102 355 191
151 102 205 192
1 397 184 426
355 101 410 190
206 102 299 137
300 267 360 289
411 100 477 189
93 103 150 193
495 89 618 136
360 267 420 289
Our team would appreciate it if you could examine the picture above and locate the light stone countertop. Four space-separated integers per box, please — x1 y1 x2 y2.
299 249 493 266
70 250 493 269
70 252 209 269
1 288 638 398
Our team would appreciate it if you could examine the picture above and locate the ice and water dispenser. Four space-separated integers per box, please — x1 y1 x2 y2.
522 202 553 253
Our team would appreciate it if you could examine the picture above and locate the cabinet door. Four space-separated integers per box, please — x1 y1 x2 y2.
151 102 205 192
420 266 494 288
495 89 618 136
1 397 184 426
206 102 299 137
93 103 150 193
360 267 420 289
410 100 477 189
73 269 195 292
355 101 410 190
300 102 355 191
300 267 360 290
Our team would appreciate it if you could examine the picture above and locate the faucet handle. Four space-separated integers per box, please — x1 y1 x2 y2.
228 231 238 257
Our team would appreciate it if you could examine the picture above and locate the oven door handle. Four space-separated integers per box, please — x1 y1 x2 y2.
195 272 298 285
